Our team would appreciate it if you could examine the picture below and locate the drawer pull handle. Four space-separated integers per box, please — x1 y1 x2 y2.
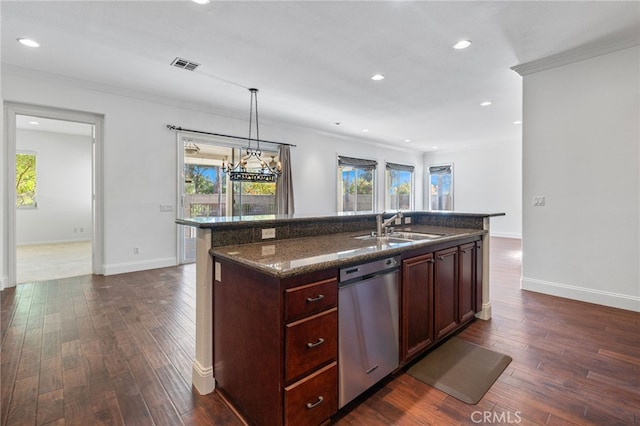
306 338 325 348
438 256 445 261
427 258 435 264
306 396 324 409
306 294 325 303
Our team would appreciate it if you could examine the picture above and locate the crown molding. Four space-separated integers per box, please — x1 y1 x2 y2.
511 35 639 76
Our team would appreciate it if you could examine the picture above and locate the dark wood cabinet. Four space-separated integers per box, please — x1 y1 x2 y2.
402 236 483 362
401 253 435 361
214 261 337 426
434 246 459 340
214 235 483 423
475 240 483 313
458 242 476 324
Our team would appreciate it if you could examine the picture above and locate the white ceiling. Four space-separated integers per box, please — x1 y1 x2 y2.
3 1 639 152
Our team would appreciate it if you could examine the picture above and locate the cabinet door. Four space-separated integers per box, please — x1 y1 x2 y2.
475 239 484 313
458 243 476 324
402 253 434 361
434 247 458 340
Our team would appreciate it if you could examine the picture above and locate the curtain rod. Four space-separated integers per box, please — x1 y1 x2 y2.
166 125 296 148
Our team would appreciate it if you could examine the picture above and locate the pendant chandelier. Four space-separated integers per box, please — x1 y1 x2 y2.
222 88 282 182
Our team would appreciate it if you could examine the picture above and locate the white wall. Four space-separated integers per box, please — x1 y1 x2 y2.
16 129 92 245
0 16 5 290
1 69 421 281
423 140 522 238
521 47 640 312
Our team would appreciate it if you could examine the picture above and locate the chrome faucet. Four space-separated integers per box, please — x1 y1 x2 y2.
376 211 403 237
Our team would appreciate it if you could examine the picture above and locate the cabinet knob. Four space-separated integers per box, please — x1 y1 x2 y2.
306 294 325 303
306 338 325 348
306 396 324 409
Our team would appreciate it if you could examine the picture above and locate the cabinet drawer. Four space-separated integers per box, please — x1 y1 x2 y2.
284 362 337 426
285 309 337 382
285 278 337 322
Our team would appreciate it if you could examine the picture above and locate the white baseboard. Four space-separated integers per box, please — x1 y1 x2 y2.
521 276 640 312
103 257 177 276
17 238 92 246
490 232 522 239
192 360 215 395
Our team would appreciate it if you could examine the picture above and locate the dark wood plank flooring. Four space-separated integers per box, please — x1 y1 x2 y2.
2 238 638 425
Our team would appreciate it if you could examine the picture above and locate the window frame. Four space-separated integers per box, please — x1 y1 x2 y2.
337 155 377 213
428 163 454 211
384 162 415 211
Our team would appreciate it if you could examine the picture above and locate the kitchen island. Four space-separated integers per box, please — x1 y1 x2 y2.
176 211 503 424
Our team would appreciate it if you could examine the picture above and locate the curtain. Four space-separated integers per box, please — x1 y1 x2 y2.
386 162 415 172
338 155 377 170
276 145 295 215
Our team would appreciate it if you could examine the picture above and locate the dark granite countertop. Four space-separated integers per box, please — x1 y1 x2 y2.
177 211 505 229
210 225 486 278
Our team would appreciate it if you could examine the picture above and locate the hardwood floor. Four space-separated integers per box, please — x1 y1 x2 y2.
1 238 638 425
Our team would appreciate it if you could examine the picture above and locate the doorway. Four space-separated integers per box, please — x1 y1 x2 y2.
16 115 94 283
5 103 104 288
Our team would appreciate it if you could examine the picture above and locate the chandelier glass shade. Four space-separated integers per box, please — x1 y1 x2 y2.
222 88 282 182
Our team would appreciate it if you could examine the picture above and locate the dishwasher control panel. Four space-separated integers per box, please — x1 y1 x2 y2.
339 256 399 283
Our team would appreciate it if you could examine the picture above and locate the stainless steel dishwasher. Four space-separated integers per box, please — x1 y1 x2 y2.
338 256 400 408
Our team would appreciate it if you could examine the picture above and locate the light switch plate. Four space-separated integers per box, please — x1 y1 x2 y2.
533 196 546 206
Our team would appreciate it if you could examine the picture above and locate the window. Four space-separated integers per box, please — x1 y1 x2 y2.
184 162 227 217
428 164 453 211
183 142 278 218
16 151 37 208
338 155 377 212
385 162 414 210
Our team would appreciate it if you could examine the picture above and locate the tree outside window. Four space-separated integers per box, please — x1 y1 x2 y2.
16 152 37 208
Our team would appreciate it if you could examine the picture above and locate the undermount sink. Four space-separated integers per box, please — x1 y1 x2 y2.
354 231 444 243
388 231 444 240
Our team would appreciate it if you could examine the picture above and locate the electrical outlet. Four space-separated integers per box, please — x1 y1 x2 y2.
262 228 276 239
404 217 412 224
395 217 402 225
533 196 546 206
134 247 140 255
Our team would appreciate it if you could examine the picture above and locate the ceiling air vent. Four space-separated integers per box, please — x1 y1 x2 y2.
171 57 200 71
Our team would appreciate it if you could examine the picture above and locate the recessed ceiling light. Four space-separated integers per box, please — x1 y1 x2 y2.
192 0 211 4
362 129 369 133
29 121 39 125
17 38 40 48
432 146 439 150
404 139 411 143
453 40 472 50
513 120 522 125
480 101 492 106
371 74 385 81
